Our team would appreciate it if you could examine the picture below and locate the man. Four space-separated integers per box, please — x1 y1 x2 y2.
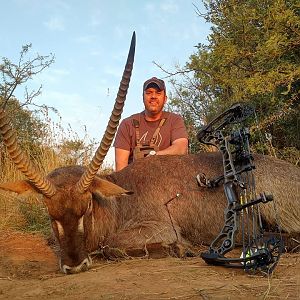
114 77 188 171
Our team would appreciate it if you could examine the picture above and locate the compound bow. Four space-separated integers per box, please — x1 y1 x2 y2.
196 103 283 274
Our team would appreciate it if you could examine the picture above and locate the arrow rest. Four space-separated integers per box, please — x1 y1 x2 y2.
196 103 284 274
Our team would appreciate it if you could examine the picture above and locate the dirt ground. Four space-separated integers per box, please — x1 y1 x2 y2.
0 231 299 300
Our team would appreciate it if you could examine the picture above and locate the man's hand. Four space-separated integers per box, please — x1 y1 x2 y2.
156 138 188 156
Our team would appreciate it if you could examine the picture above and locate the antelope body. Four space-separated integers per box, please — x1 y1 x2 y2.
0 153 299 274
0 33 300 274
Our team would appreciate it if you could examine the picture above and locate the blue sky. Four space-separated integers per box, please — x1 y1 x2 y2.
0 0 211 166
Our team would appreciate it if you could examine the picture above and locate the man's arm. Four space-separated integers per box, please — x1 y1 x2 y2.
114 118 132 172
155 113 188 156
156 138 188 156
115 147 130 171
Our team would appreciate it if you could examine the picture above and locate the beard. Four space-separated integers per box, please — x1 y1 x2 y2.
144 102 164 115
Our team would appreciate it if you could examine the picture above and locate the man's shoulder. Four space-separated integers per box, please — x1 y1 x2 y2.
163 111 184 120
120 112 144 127
122 112 142 121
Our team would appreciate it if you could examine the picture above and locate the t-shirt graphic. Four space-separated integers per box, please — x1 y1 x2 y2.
140 131 163 147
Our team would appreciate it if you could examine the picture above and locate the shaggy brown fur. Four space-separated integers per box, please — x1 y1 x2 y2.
106 153 300 249
0 152 299 273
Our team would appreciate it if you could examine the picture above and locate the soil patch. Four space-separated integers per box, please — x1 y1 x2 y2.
0 231 299 299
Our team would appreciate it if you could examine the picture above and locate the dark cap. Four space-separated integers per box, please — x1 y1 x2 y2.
143 77 166 92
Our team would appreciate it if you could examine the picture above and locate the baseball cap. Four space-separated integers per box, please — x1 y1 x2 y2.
143 77 166 92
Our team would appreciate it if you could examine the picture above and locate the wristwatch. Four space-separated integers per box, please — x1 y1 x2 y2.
149 150 156 156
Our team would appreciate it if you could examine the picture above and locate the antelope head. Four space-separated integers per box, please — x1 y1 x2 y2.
0 32 136 274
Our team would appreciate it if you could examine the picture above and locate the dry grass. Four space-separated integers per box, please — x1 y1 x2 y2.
0 190 26 231
0 189 51 235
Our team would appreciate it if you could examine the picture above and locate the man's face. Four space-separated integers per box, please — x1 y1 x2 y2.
143 87 167 115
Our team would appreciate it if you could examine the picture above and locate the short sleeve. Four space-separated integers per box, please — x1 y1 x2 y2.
113 119 132 151
170 114 188 142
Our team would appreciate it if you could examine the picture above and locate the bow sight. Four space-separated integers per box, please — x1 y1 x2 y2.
197 103 283 273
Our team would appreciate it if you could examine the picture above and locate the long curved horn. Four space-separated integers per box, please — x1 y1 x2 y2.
0 109 57 197
76 32 136 193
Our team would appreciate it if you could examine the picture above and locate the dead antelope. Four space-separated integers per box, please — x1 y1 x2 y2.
1 152 299 274
1 34 300 274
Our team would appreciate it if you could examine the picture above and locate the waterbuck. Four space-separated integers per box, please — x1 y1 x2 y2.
1 33 300 274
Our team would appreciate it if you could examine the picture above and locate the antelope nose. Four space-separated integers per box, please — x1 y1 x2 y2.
62 264 72 274
61 256 92 274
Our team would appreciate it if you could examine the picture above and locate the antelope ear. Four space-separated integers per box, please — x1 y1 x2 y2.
0 180 39 195
90 177 133 197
